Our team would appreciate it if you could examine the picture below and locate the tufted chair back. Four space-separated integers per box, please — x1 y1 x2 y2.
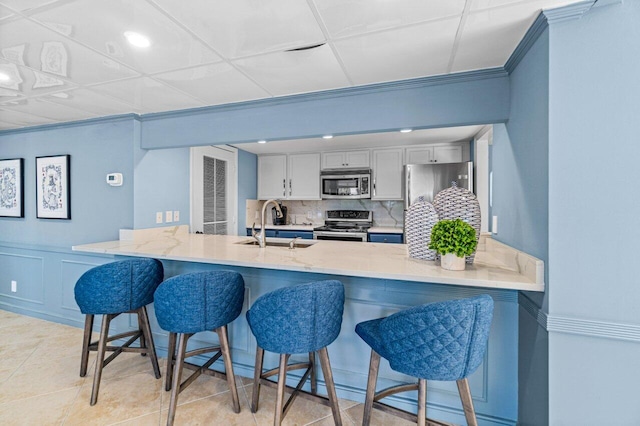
154 271 245 334
246 280 344 354
380 295 493 381
74 258 164 315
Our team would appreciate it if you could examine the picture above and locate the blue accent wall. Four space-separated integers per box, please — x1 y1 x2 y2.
237 148 257 235
547 1 640 423
0 118 135 246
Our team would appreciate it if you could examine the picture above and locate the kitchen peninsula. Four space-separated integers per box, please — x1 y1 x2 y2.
72 225 542 426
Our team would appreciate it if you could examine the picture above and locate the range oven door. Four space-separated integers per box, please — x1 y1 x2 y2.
313 231 367 242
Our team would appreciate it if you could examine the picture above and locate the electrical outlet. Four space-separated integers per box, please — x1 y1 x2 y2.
11 280 17 293
165 210 173 223
156 212 163 224
173 210 180 222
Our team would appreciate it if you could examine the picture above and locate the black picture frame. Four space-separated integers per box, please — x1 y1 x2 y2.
36 154 71 220
0 158 24 218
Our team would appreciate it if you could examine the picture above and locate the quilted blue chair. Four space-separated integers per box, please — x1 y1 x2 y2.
154 270 245 426
356 295 494 426
74 258 164 406
246 280 345 426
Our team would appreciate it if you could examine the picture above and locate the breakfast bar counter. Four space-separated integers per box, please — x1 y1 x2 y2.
72 225 543 293
71 225 540 426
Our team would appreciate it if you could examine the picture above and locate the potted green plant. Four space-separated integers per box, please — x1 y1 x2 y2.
428 218 478 271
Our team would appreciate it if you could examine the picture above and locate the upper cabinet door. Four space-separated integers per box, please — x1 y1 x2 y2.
321 150 370 169
372 148 404 200
288 153 320 200
344 150 370 168
405 146 434 164
433 145 463 163
258 155 287 200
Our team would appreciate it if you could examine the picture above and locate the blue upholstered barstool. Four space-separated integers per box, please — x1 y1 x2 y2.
246 280 345 426
356 295 494 426
74 258 164 406
153 270 245 426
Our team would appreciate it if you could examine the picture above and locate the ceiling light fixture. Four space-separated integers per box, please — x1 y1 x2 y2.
322 135 333 139
257 140 267 144
124 31 151 48
0 72 11 82
400 128 413 133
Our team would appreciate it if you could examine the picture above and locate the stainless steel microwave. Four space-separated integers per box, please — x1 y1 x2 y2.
320 169 371 199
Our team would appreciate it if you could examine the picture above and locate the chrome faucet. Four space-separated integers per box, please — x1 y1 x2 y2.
252 199 283 248
288 236 301 250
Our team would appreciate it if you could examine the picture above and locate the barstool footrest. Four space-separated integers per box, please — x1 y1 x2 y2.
258 375 333 409
372 400 454 426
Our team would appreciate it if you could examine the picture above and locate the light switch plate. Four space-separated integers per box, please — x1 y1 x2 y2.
165 211 173 223
11 280 17 292
173 210 180 222
156 212 163 224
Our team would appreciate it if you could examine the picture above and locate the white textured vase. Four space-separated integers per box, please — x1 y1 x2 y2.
441 253 466 271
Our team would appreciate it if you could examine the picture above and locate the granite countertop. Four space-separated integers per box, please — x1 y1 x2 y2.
248 224 316 231
74 226 544 292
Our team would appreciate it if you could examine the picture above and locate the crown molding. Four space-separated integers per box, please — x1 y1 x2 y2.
0 113 140 136
542 0 596 24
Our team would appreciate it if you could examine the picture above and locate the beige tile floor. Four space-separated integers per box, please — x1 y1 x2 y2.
0 309 414 426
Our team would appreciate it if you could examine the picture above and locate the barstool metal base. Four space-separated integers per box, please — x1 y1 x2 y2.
363 350 477 426
251 346 342 426
164 325 239 426
79 306 161 406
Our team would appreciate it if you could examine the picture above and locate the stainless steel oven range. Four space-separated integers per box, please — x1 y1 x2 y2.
313 210 372 242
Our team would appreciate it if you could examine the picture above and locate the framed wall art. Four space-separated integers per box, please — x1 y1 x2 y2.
0 158 24 218
36 154 71 220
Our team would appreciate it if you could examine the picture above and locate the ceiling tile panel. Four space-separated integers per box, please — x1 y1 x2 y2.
89 76 204 113
0 59 77 98
234 44 351 96
0 106 55 127
334 17 460 85
452 0 572 72
470 0 579 12
154 63 270 106
151 0 325 58
0 96 97 121
28 0 221 75
314 0 466 38
0 18 139 85
40 88 138 116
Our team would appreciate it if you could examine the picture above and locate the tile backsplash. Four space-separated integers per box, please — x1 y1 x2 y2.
246 199 405 228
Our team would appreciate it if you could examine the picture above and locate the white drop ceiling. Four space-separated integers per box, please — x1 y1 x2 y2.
0 0 584 133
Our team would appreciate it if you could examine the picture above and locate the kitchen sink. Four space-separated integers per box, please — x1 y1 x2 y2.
235 238 316 248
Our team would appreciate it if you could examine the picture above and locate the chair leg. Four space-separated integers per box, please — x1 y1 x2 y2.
217 325 240 413
80 314 94 377
274 353 290 426
309 351 317 395
456 378 478 426
417 379 426 426
362 350 380 426
167 333 188 426
137 311 146 357
165 332 177 391
318 347 342 426
90 314 113 406
251 346 264 413
138 306 161 379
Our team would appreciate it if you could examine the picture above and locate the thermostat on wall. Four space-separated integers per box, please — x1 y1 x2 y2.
106 173 123 186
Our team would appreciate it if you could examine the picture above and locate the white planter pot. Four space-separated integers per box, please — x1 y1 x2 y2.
441 253 466 271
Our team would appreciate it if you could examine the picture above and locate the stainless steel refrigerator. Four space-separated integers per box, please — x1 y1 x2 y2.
404 161 474 208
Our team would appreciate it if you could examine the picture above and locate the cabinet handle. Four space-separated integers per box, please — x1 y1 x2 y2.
373 179 376 197
283 179 286 196
289 179 292 196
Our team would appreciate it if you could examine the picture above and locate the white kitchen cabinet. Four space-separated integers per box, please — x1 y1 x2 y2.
321 150 370 169
288 153 320 199
258 153 320 200
405 144 463 164
372 148 404 200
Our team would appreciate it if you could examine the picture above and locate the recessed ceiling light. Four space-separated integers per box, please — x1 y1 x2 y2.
0 72 11 82
322 135 333 139
124 31 151 48
400 128 413 133
257 140 267 144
